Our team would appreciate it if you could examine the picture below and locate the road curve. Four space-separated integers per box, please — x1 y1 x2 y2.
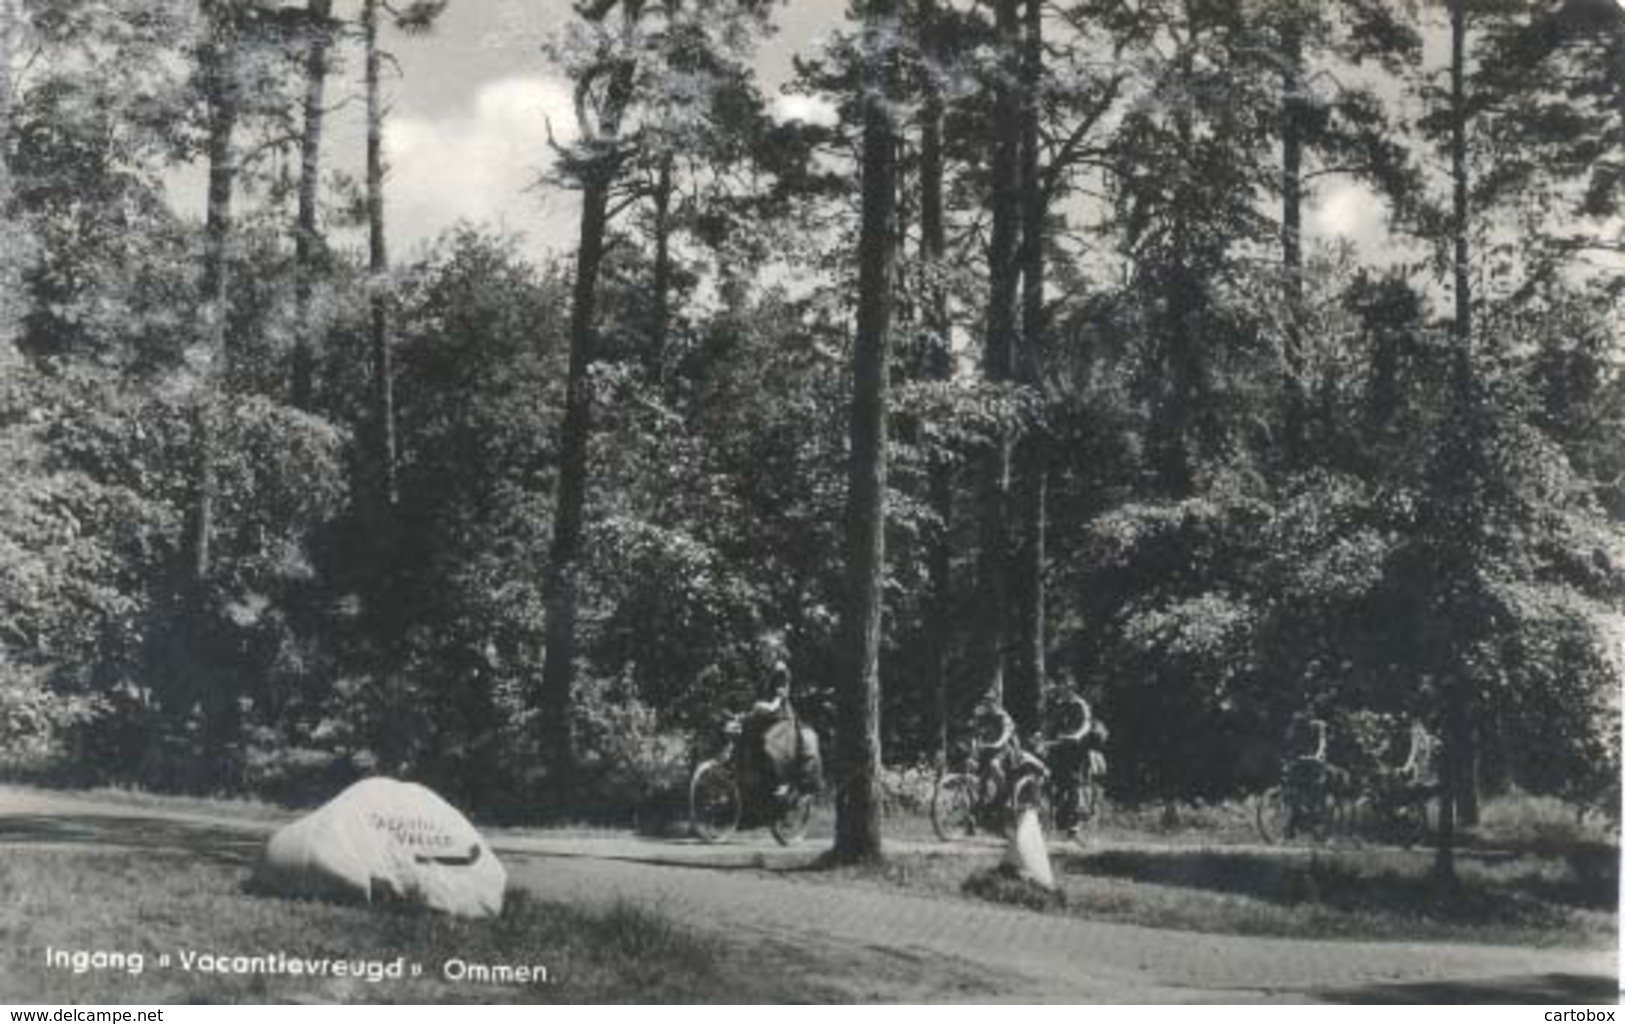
1 786 1615 1003
497 839 1616 1003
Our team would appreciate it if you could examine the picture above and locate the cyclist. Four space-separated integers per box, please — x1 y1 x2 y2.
1396 718 1439 797
735 651 820 804
1284 710 1328 763
1280 710 1333 837
972 694 1046 809
1045 685 1108 837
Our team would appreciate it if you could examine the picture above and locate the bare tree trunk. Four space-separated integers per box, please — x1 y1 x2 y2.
191 0 242 777
364 0 397 510
538 102 629 793
539 168 612 796
194 0 240 584
292 0 334 411
971 0 1023 707
1157 53 1199 497
651 150 673 382
1435 678 1466 886
918 0 952 768
537 4 636 806
1435 0 1473 888
0 0 20 350
1009 0 1047 735
1011 441 1045 729
832 0 900 863
1450 0 1471 392
1462 737 1481 826
0 0 11 154
1280 8 1307 464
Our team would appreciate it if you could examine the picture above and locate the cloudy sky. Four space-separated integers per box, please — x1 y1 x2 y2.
262 0 1389 267
280 0 846 264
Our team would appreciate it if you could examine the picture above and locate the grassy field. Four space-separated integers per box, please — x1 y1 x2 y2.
0 844 846 1004
794 794 1620 949
4 781 1616 980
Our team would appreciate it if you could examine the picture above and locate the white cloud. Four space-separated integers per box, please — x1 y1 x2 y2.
771 92 839 128
384 75 581 257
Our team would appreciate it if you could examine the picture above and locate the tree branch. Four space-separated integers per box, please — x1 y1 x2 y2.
1041 74 1125 195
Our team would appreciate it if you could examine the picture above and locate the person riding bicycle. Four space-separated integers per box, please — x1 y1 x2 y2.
1044 685 1108 837
1284 710 1327 763
1279 710 1333 831
1381 717 1439 803
732 658 796 801
732 651 820 805
972 694 1045 809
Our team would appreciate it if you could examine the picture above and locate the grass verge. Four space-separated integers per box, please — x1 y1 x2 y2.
0 846 843 1004
799 840 1617 949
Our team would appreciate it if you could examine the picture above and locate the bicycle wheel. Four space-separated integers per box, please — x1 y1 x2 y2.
770 792 814 846
689 760 741 843
1338 794 1368 846
1323 792 1353 843
1255 787 1288 844
1301 789 1336 842
1395 793 1436 848
931 773 977 842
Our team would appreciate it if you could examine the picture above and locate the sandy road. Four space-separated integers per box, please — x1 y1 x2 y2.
494 837 1616 1003
1 785 1616 1003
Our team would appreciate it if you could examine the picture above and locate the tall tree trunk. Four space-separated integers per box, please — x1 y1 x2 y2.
539 168 614 796
364 0 397 510
651 0 681 379
0 0 11 157
918 0 952 768
1280 7 1307 464
1159 53 1199 497
292 0 334 411
1435 0 1473 887
537 9 635 804
832 0 900 863
0 0 20 350
191 0 241 777
971 0 1023 707
194 0 241 584
651 150 673 382
1009 0 1047 735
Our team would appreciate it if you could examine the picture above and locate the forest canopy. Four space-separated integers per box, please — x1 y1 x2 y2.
0 0 1619 854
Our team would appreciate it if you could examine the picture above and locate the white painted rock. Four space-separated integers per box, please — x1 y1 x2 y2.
1001 806 1055 890
254 777 505 918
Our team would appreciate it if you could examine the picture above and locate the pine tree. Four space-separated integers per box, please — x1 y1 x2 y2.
916 0 953 766
291 0 335 411
968 0 1023 710
834 0 902 863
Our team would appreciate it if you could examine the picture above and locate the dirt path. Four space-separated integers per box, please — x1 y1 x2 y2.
1 785 1616 1003
497 844 1615 1003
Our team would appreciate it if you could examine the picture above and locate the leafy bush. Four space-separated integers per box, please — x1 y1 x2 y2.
241 742 371 808
570 669 692 824
0 663 98 776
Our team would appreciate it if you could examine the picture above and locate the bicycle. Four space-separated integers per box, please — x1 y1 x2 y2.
1254 756 1351 844
1033 737 1106 839
1344 770 1437 848
689 714 821 845
931 747 1049 842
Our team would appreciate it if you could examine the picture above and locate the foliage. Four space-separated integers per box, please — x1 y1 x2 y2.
0 0 1616 838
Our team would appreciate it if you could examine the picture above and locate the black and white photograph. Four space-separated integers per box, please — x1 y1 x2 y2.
0 0 1619 1006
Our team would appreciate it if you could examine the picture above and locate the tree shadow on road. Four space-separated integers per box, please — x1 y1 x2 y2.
1061 846 1616 928
0 813 263 866
1319 971 1618 1004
